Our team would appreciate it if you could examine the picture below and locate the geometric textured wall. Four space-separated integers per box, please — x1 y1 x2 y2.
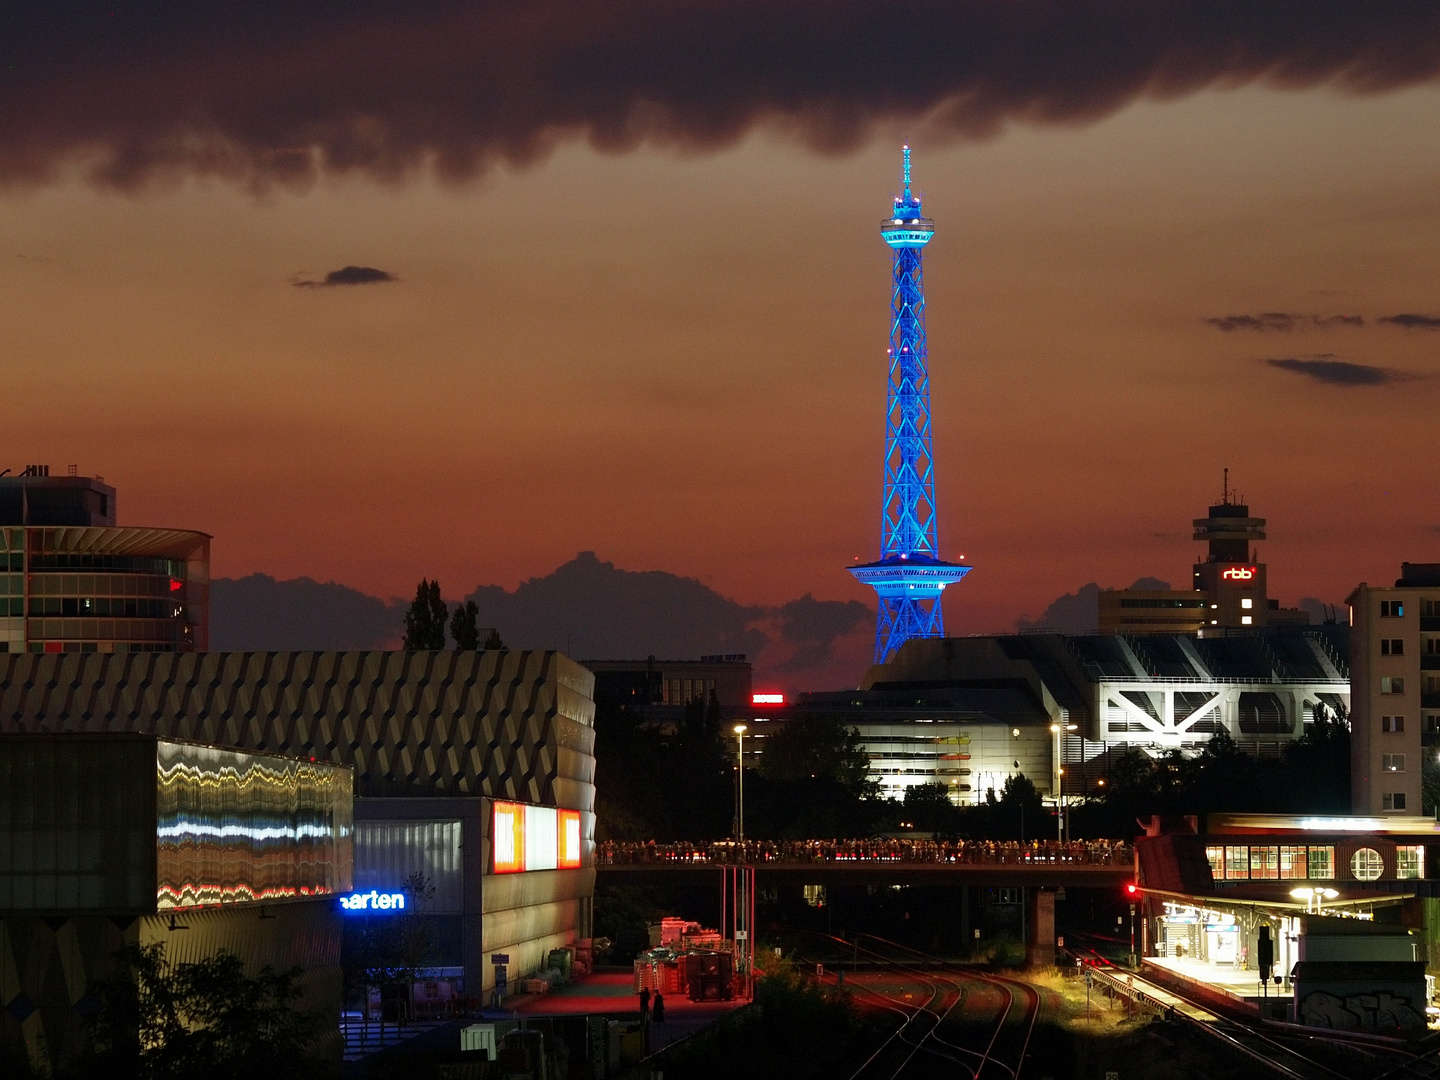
0 650 596 809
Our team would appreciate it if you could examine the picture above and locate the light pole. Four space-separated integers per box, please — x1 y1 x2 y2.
733 723 748 995
733 724 747 842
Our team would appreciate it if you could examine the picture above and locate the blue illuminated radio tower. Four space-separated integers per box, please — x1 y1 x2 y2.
849 146 970 664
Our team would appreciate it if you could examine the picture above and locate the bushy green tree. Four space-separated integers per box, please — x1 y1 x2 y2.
401 579 447 650
71 944 321 1080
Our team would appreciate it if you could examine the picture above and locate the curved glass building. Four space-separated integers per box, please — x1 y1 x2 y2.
0 468 209 653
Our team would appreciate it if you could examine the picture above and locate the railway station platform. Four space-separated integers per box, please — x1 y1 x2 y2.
1143 956 1282 1018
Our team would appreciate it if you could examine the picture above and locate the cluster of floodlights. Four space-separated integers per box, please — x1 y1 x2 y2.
1289 886 1340 913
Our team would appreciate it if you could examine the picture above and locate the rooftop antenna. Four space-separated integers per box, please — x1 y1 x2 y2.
902 143 912 200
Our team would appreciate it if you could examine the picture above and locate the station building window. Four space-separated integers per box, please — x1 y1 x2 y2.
1279 846 1307 879
1397 846 1424 880
1307 846 1335 879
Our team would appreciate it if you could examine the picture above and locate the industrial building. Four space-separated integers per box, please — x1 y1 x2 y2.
0 649 597 999
0 733 353 1072
1349 562 1440 816
778 685 1053 803
847 629 1349 800
1098 485 1311 635
0 467 210 654
583 656 753 725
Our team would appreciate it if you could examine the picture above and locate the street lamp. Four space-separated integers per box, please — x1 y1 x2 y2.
733 724 747 842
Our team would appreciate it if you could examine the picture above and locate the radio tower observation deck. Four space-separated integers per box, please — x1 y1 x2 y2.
849 146 970 664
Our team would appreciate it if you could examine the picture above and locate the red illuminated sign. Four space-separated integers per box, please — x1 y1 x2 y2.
492 801 526 874
558 809 582 870
752 693 784 705
1221 567 1256 581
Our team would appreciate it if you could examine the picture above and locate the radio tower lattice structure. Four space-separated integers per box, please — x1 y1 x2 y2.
849 146 970 664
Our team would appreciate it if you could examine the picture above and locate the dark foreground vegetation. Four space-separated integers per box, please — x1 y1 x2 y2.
595 694 1359 845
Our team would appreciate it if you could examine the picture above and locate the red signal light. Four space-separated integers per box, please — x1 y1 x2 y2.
1125 883 1139 896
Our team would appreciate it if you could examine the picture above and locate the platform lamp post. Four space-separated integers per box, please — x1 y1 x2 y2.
733 723 748 995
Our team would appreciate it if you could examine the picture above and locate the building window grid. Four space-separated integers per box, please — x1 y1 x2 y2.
1382 715 1405 733
1278 845 1307 880
1308 846 1335 879
1397 846 1424 880
1383 753 1406 773
1249 846 1279 880
1214 844 1337 881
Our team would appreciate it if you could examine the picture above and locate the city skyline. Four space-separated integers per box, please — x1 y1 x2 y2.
3 8 1439 663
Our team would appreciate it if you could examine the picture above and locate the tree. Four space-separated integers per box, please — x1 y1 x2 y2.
449 600 480 649
901 783 962 834
73 943 321 1080
482 628 505 650
758 715 877 797
401 579 447 650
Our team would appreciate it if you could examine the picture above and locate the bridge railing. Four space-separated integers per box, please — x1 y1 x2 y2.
596 839 1133 867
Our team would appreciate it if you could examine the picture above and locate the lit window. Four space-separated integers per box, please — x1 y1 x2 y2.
1249 846 1279 880
1241 616 1253 625
1350 847 1384 880
1307 846 1335 879
1279 846 1308 880
1241 598 1253 610
1397 846 1424 880
1381 677 1406 695
1383 753 1406 773
1205 845 1225 879
1224 846 1250 880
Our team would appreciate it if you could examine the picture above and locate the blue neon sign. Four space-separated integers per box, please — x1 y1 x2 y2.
339 890 407 913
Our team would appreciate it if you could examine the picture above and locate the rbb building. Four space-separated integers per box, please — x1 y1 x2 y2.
0 649 598 1001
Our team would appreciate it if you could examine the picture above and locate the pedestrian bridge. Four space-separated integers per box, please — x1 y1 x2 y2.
596 839 1133 887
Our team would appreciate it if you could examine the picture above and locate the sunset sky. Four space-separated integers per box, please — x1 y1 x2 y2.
4 3 1440 658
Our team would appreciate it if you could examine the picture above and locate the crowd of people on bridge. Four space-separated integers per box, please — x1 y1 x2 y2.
596 838 1132 867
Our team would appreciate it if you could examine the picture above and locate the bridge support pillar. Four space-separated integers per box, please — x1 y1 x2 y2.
1026 888 1055 969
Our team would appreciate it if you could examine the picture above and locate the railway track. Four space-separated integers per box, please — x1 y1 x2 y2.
789 930 1040 1080
1070 942 1429 1079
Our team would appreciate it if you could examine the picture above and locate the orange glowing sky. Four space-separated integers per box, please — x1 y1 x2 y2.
4 85 1440 637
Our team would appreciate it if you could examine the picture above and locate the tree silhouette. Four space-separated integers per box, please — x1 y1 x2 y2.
401 579 447 650
482 627 505 650
72 943 320 1080
449 600 480 649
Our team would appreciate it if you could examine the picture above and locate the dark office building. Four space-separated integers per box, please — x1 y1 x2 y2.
584 656 753 724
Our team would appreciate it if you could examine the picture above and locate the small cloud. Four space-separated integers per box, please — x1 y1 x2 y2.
1264 356 1412 387
1205 313 1364 332
1206 313 1296 332
293 265 396 288
1379 313 1440 330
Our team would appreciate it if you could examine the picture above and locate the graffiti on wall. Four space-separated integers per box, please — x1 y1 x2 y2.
1300 990 1423 1032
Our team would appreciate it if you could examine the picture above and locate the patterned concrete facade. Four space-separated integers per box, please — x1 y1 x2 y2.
0 649 597 809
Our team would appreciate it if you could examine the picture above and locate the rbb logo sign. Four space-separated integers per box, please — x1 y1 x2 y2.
1221 566 1256 581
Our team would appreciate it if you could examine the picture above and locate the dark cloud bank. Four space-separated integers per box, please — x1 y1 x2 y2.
1205 313 1365 332
211 552 871 686
5 2 1440 189
1265 356 1413 386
